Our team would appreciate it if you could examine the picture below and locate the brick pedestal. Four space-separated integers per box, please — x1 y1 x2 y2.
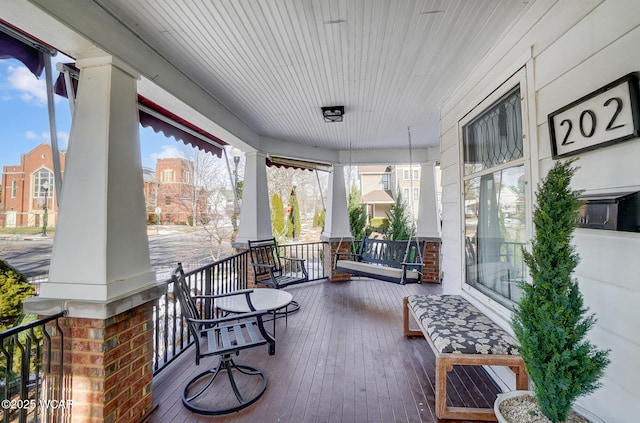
58 302 155 423
323 241 352 282
420 238 442 284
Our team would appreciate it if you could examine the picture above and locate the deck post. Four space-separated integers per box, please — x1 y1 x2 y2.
24 54 162 422
320 163 352 281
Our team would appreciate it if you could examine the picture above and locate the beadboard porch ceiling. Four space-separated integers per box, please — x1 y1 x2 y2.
14 0 534 161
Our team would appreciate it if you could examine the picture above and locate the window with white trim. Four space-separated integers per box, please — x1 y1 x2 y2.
461 78 529 307
380 174 389 190
33 168 53 198
403 168 419 180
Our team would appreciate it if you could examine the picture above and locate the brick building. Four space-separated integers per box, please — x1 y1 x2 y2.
0 143 65 228
144 157 208 225
1 144 205 228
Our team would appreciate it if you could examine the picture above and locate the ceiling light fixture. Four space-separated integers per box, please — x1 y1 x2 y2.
321 106 344 123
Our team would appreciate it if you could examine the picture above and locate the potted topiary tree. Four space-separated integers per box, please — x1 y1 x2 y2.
495 159 610 423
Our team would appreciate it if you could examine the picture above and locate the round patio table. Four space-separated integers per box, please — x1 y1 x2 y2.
216 288 293 336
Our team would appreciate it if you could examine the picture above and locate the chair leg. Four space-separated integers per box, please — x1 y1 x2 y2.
182 355 268 415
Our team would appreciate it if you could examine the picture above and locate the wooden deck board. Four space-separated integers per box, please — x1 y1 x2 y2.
147 278 501 423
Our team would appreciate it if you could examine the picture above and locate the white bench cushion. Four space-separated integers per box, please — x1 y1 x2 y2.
336 260 420 281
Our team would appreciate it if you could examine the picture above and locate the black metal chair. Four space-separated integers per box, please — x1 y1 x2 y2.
247 238 309 313
172 264 276 415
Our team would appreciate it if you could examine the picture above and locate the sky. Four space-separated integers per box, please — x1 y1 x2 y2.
0 56 188 172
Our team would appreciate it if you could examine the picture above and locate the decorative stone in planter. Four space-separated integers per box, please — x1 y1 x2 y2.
494 391 605 423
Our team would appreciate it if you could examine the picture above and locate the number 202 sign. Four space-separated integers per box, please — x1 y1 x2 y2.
548 73 640 159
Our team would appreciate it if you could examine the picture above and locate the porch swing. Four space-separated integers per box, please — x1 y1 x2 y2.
334 128 426 284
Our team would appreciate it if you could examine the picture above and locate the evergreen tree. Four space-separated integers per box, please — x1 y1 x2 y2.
286 187 302 240
384 192 414 240
271 193 286 238
0 260 35 330
312 209 326 229
512 159 609 422
348 186 372 241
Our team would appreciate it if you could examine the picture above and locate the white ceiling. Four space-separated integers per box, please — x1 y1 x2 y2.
8 0 534 161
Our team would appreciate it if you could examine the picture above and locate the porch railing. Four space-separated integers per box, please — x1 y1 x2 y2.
152 252 250 375
152 241 327 375
277 241 325 281
0 312 67 423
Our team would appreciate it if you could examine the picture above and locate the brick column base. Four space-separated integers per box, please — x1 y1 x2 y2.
60 302 155 423
420 238 442 284
236 247 259 289
323 241 352 282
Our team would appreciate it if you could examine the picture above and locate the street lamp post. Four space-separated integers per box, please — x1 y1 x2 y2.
41 181 50 237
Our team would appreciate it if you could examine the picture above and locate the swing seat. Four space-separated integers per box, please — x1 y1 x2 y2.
335 237 426 284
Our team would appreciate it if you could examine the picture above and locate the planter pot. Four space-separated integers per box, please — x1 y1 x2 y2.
494 390 605 423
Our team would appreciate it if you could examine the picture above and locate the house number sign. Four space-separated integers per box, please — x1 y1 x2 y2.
548 73 640 159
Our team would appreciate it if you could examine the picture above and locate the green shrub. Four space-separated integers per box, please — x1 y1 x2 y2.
271 193 286 237
0 260 35 330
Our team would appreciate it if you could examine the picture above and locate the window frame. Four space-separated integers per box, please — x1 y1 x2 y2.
380 174 390 190
458 67 532 308
32 168 54 199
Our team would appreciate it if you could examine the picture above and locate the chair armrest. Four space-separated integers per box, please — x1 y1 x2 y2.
252 263 276 269
281 256 308 271
192 289 254 300
188 309 269 326
194 289 257 311
281 256 304 263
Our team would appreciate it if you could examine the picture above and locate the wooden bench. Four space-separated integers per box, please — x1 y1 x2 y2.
403 294 528 421
335 237 425 284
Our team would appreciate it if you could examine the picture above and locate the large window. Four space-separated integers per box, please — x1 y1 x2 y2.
380 174 390 190
462 85 527 307
33 168 53 198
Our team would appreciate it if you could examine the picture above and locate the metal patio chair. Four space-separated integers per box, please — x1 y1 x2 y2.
172 263 276 415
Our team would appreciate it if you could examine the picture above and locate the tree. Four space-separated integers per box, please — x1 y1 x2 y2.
286 186 301 240
271 193 286 238
183 147 242 261
348 186 372 241
313 209 325 229
384 192 415 240
0 260 35 330
512 159 609 422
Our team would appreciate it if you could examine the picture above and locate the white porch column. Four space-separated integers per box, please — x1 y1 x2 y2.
416 162 441 238
321 164 352 242
25 55 161 318
233 151 272 247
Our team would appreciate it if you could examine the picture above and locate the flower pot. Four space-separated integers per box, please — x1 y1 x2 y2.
494 390 605 423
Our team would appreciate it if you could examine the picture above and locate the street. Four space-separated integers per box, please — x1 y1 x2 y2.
0 228 219 280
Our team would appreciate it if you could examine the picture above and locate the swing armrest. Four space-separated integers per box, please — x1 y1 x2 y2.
335 252 360 260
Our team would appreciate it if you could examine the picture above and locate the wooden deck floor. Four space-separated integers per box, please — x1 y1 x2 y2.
147 278 501 423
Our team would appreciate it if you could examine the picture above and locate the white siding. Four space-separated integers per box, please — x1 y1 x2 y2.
439 1 640 421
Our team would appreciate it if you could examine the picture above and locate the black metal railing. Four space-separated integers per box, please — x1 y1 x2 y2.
152 241 328 375
278 241 325 281
499 241 527 282
152 252 250 375
0 312 67 423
